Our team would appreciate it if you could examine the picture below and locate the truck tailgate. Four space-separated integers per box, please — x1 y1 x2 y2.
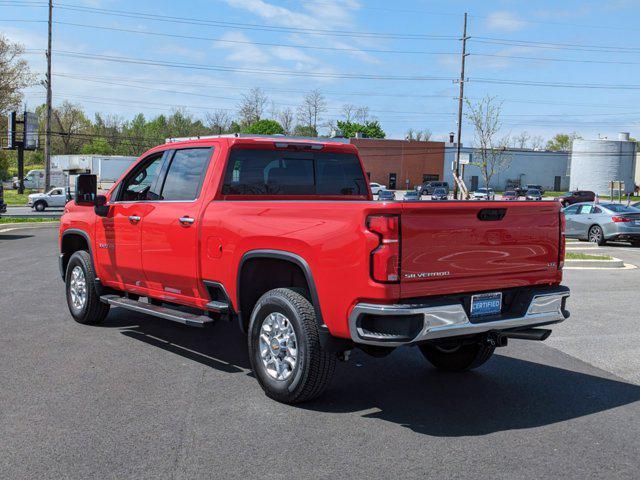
400 202 561 299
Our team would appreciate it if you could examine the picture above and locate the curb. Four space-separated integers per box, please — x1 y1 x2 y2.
564 257 624 269
0 221 60 233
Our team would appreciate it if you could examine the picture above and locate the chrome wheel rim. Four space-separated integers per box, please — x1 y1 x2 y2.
69 266 87 310
259 312 298 381
589 227 602 243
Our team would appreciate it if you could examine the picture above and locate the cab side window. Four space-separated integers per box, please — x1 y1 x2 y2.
160 148 212 201
119 153 165 202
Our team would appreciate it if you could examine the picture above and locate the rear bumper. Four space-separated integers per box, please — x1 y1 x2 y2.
348 286 570 347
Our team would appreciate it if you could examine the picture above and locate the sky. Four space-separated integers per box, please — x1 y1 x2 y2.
3 0 640 144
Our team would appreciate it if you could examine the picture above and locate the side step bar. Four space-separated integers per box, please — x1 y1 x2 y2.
100 295 213 327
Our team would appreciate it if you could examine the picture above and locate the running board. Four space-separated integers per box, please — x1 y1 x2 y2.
100 295 213 327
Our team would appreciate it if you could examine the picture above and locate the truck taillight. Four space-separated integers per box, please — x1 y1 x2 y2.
558 211 566 269
367 215 400 283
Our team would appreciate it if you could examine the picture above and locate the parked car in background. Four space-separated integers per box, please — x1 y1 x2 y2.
403 190 420 201
526 189 543 201
0 182 7 214
563 202 640 246
556 190 595 207
28 187 69 211
515 184 545 197
369 182 386 195
418 181 449 196
502 190 518 201
377 189 395 201
473 188 495 201
431 187 448 201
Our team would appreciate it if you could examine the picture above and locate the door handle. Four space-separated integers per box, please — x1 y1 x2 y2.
179 216 195 226
128 215 141 223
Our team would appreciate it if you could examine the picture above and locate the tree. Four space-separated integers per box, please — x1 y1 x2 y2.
513 131 530 149
530 135 544 150
243 119 284 135
341 104 357 122
0 35 35 114
278 107 295 135
337 120 385 139
81 137 113 155
297 89 326 134
546 132 581 151
52 101 90 154
293 124 318 137
238 87 268 125
465 95 511 191
405 129 432 141
205 109 231 134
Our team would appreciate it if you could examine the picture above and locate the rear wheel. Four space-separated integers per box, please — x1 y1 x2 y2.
248 288 336 404
65 250 110 325
419 341 495 372
588 225 606 246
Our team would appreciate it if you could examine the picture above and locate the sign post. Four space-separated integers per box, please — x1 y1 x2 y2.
4 111 39 194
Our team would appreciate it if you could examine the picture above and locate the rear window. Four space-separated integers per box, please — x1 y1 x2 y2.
603 204 640 213
222 148 367 196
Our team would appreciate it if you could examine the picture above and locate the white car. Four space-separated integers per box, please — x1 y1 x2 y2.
28 187 69 211
473 188 496 201
369 182 387 195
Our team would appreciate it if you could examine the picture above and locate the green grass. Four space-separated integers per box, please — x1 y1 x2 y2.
0 217 59 224
565 252 612 261
2 189 37 206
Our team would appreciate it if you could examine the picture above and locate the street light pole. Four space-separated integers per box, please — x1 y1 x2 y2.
44 0 53 191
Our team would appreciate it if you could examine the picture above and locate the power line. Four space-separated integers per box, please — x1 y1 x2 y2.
54 3 458 40
53 50 456 82
471 37 640 54
38 20 458 57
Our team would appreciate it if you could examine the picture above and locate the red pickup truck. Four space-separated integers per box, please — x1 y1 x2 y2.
59 135 569 403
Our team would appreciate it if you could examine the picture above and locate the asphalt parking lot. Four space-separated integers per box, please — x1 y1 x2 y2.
2 225 640 479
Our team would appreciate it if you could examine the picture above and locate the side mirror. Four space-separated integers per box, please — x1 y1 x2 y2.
75 174 97 206
94 195 110 217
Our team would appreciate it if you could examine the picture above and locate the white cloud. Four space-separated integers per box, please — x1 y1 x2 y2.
485 11 527 32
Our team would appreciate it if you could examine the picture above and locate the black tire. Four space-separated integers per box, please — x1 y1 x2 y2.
588 225 606 246
419 341 495 372
65 250 110 325
34 201 46 212
248 288 336 404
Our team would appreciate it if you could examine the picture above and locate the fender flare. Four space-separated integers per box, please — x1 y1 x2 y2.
60 228 95 280
237 249 326 330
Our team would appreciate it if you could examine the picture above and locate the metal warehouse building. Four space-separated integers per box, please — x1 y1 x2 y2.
443 146 570 192
570 133 637 195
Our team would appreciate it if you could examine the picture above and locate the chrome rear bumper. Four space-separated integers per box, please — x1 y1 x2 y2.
348 288 570 347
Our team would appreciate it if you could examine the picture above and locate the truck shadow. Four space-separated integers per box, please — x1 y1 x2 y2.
305 348 640 437
101 310 640 437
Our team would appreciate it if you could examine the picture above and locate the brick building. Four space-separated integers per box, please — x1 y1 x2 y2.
349 138 445 189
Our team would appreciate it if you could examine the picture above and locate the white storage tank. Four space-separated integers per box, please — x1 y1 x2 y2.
570 133 637 195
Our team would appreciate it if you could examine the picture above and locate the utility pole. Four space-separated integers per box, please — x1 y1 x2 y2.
453 12 468 200
44 0 53 191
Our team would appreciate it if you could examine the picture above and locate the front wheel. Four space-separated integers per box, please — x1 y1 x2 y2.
65 250 110 325
34 201 46 212
588 225 606 246
419 341 495 372
248 288 336 404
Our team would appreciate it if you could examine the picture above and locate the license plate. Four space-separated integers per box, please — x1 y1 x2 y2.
471 292 502 317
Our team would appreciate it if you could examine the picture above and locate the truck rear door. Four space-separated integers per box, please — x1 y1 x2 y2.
399 202 561 299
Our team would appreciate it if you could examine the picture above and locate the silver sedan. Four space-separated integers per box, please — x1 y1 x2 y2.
563 202 640 246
